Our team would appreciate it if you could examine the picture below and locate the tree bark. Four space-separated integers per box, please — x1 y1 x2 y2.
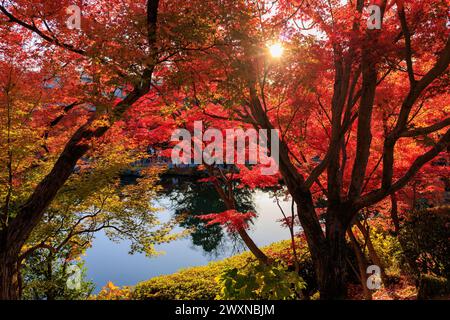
0 262 19 300
390 193 400 234
316 214 349 300
237 228 270 265
316 249 348 300
0 234 20 300
247 78 350 298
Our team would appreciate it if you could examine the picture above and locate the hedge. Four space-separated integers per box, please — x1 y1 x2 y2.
132 241 296 300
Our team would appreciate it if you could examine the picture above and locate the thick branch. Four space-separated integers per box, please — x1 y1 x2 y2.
357 128 450 209
348 49 377 200
147 0 160 48
400 117 450 137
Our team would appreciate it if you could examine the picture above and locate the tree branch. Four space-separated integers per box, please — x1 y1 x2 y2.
381 36 450 190
0 5 86 55
398 6 416 86
357 128 450 209
400 117 450 137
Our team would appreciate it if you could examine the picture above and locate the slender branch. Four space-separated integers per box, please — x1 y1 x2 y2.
0 5 86 55
381 37 450 190
398 6 416 86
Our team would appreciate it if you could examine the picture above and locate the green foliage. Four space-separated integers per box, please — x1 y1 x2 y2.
133 240 310 300
370 229 403 275
166 180 255 254
400 207 450 279
133 252 253 300
265 238 318 294
19 144 185 299
21 251 94 300
216 262 306 300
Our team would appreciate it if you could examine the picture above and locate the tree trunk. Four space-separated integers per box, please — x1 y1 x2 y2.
316 223 349 300
280 160 350 299
0 264 19 300
0 235 21 300
207 166 271 265
237 228 270 265
390 194 400 234
245 72 352 299
215 187 270 264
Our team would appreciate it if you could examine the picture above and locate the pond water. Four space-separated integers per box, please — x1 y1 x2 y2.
84 181 297 292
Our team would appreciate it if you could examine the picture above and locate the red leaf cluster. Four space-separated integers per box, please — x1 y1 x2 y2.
198 210 256 233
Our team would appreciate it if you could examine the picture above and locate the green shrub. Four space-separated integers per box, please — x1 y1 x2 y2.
400 206 450 279
133 252 254 300
133 240 311 300
265 239 317 294
216 261 306 300
370 228 403 275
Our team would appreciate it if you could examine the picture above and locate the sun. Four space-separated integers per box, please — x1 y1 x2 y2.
268 42 284 58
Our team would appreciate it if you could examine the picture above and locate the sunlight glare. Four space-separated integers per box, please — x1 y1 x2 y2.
268 43 284 58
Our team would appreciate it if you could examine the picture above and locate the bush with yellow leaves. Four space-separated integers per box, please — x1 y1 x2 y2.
91 282 132 300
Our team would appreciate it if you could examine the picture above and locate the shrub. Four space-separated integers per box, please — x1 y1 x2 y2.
92 282 132 300
400 206 450 279
265 238 317 294
21 256 94 300
216 261 306 300
133 252 254 300
418 274 450 300
369 228 403 276
133 240 311 300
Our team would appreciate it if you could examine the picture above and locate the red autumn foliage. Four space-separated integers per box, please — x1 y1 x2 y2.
0 0 449 300
198 210 256 233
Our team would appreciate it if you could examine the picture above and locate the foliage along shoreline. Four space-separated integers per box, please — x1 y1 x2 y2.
94 208 450 301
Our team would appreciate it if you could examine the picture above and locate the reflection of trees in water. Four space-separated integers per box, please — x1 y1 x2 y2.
160 178 256 257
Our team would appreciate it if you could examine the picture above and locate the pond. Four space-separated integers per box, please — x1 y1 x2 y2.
84 179 297 292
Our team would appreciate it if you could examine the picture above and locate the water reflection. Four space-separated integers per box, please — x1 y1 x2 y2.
160 177 256 256
85 177 294 291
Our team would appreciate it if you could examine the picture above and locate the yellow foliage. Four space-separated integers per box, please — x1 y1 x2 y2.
91 282 132 300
